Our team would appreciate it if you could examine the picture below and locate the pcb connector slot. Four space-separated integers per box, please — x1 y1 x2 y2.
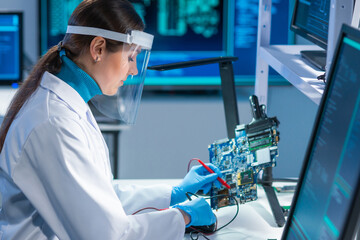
249 137 272 151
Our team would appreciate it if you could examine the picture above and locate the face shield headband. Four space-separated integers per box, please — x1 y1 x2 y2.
65 25 154 125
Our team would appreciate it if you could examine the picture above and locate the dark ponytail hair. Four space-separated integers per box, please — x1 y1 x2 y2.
0 0 144 151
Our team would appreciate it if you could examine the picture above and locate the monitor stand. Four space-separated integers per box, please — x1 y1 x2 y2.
300 50 327 71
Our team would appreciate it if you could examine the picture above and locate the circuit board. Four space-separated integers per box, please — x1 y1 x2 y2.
209 95 280 209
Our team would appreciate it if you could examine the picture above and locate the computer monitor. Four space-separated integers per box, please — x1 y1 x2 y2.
38 0 228 86
282 24 360 240
0 12 23 85
290 0 330 70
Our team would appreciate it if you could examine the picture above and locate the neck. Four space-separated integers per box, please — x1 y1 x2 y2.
56 53 102 103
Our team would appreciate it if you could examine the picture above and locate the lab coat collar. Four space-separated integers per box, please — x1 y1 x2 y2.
40 71 90 120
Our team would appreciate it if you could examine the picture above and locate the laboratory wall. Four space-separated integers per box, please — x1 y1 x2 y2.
0 0 318 180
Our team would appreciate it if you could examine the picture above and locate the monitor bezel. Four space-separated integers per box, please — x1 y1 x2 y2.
0 11 23 85
282 24 360 240
290 0 328 50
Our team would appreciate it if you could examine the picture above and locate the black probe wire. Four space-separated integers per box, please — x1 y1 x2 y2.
205 194 239 232
186 193 240 239
186 159 240 239
190 230 210 240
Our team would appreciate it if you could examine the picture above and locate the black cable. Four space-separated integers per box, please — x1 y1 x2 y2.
187 193 240 240
186 192 199 199
206 194 239 232
190 231 210 240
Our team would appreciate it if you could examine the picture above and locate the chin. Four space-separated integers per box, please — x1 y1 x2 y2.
103 89 118 96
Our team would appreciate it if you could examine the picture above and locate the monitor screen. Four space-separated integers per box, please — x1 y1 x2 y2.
283 25 360 239
0 12 22 84
290 0 330 49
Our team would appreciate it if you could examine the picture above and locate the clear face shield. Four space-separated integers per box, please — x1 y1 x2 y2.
65 26 153 125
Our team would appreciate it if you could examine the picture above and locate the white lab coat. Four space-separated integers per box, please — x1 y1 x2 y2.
0 72 185 240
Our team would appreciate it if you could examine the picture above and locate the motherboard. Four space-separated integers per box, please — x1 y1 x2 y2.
209 95 280 209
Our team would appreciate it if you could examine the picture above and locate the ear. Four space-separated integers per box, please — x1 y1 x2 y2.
89 36 106 62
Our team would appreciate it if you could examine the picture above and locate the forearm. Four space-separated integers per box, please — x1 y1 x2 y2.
126 208 186 239
112 181 173 214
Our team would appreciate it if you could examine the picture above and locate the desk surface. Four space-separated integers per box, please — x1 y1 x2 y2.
115 179 295 240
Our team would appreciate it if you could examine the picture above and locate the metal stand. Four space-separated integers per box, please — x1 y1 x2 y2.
259 167 286 227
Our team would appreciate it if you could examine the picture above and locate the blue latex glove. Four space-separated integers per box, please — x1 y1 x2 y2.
171 163 222 205
173 197 216 227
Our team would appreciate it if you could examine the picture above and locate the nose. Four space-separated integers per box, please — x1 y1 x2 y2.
129 61 139 76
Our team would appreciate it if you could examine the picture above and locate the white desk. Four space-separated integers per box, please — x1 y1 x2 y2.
115 179 295 240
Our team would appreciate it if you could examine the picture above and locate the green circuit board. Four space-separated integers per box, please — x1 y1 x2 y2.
209 96 280 209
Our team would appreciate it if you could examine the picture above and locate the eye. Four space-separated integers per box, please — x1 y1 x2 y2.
128 56 134 62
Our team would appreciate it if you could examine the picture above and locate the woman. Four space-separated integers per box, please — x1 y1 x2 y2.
0 0 222 239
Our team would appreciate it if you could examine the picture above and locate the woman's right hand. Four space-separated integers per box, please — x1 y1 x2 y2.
170 163 222 205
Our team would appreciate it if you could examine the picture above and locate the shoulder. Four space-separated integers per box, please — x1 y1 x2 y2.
26 116 89 150
1 114 88 177
11 84 83 141
5 85 88 157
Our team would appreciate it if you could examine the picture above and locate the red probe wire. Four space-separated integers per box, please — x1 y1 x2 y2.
190 158 231 189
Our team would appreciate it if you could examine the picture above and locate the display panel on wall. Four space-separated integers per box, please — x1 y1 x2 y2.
0 12 23 85
39 0 289 87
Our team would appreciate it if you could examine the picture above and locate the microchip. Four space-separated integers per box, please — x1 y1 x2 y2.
225 174 232 181
238 170 254 185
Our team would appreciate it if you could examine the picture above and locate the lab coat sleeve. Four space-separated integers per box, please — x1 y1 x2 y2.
112 182 173 215
11 117 185 240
